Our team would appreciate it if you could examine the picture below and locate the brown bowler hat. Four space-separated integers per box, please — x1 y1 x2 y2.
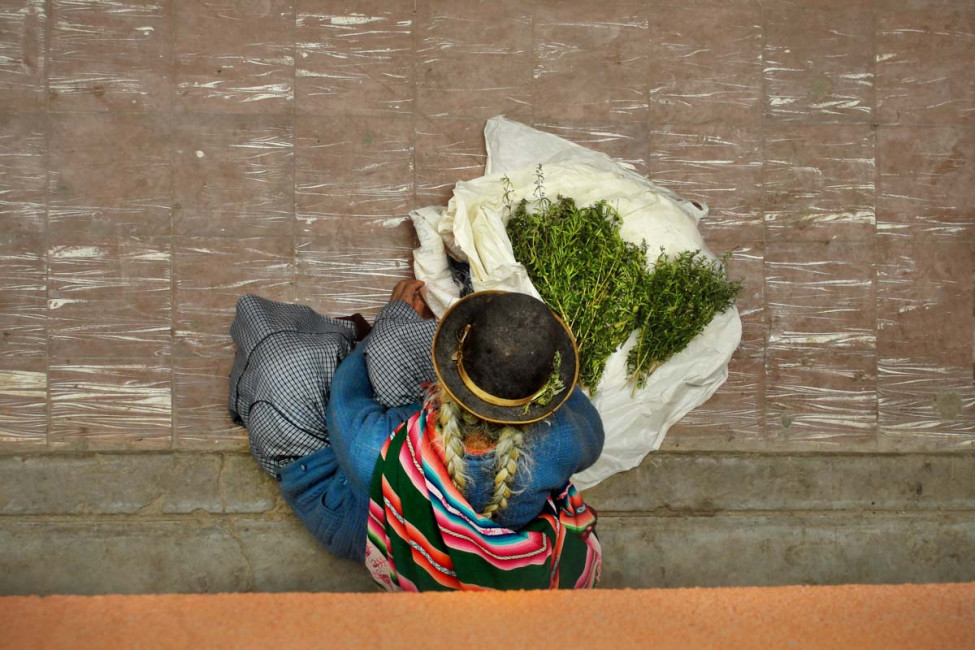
432 291 579 425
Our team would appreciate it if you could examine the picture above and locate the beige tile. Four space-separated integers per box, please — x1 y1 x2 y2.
877 237 972 361
877 125 975 242
875 235 974 444
0 234 46 360
50 361 172 449
296 0 413 116
296 221 415 318
649 122 762 243
415 118 487 206
173 114 294 237
48 238 172 360
764 0 874 122
877 1 975 125
174 236 294 358
0 112 46 223
533 3 648 124
175 0 294 114
0 112 47 359
878 358 975 445
416 0 532 121
295 113 413 236
175 355 246 449
49 0 173 112
765 241 877 443
765 124 875 242
0 0 46 111
766 241 876 351
0 359 47 447
766 348 877 445
648 0 762 124
49 112 172 239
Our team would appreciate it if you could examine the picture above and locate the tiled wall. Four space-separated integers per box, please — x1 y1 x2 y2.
0 0 972 453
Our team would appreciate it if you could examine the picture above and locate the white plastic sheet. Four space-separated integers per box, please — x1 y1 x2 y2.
410 117 742 490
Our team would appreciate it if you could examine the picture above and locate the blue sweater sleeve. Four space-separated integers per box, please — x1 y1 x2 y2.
327 342 421 495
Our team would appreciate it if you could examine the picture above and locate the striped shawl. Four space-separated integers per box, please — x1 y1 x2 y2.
365 391 601 591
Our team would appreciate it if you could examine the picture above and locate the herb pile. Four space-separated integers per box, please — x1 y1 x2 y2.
504 168 741 391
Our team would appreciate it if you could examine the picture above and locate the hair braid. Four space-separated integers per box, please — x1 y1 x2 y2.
434 387 530 519
437 398 469 492
480 425 525 520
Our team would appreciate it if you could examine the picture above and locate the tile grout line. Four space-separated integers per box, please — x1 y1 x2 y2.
168 0 177 449
871 0 880 445
529 2 535 128
42 0 53 448
0 105 944 129
758 0 769 441
643 0 656 180
291 1 298 302
411 0 418 217
645 0 652 177
18 108 974 124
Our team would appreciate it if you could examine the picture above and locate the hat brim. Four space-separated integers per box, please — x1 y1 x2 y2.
432 291 579 425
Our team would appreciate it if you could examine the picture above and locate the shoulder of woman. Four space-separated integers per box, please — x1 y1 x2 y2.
527 389 602 465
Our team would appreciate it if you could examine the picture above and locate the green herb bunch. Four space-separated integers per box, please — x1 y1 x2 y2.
626 250 741 388
504 171 741 391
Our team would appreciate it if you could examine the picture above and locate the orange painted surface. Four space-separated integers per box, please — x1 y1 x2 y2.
3 583 974 649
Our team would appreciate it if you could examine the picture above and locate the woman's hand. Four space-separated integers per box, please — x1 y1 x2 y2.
390 279 433 319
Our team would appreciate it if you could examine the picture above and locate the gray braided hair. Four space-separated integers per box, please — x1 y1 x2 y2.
479 425 524 519
437 397 469 492
435 387 530 520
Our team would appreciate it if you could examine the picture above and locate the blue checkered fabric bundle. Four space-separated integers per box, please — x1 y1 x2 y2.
229 295 356 475
365 300 438 409
229 295 438 476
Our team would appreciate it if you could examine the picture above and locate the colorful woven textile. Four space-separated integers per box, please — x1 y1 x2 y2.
365 391 602 592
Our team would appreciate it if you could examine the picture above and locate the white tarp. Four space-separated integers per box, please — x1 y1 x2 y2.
410 116 742 490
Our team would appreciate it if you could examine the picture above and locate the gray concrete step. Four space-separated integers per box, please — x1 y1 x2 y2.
3 451 973 516
1 451 973 594
2 513 972 594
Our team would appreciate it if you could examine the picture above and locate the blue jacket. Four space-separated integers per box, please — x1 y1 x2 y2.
279 341 605 563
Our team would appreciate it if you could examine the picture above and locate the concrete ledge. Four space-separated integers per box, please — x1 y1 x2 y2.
598 513 975 588
0 516 373 595
2 451 973 516
585 452 975 512
0 454 277 515
2 512 972 594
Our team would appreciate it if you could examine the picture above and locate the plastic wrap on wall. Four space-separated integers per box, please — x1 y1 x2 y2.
0 0 971 454
0 112 47 446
